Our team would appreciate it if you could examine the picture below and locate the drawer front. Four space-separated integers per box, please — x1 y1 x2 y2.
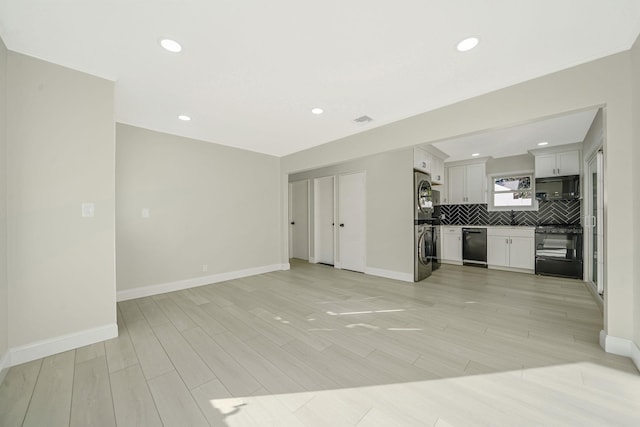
487 227 534 238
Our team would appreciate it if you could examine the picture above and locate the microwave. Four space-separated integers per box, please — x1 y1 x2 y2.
535 175 580 201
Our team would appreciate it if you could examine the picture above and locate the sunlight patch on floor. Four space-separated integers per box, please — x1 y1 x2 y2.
206 362 640 426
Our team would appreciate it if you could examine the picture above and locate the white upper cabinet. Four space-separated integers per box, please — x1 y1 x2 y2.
414 147 431 173
445 162 486 204
556 151 581 175
535 150 580 178
465 164 486 204
414 147 446 185
431 156 445 184
447 165 465 204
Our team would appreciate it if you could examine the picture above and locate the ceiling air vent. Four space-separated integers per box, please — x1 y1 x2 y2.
354 115 373 125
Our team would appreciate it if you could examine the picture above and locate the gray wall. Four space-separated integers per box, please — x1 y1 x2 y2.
486 154 534 175
116 124 281 292
289 148 413 276
0 37 7 366
281 49 636 348
632 36 640 350
582 108 604 161
6 52 116 349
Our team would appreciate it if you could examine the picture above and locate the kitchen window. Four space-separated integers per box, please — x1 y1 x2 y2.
488 172 536 211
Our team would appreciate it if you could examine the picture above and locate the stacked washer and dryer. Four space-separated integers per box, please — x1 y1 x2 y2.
414 170 441 281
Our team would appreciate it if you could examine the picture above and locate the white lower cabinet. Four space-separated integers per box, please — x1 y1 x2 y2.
441 226 462 264
487 227 534 271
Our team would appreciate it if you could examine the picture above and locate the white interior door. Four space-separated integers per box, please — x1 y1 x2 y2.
314 176 334 265
290 180 309 260
338 172 365 272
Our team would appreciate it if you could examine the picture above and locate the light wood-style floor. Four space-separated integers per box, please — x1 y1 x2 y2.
1 261 639 426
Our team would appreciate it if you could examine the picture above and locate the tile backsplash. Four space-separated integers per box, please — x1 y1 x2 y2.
439 200 581 226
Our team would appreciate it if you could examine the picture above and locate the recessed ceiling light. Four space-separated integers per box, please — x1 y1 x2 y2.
311 108 324 115
457 37 479 52
160 39 182 53
538 141 549 146
471 153 480 157
178 115 191 121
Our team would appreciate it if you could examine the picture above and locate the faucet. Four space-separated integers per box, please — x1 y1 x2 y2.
510 210 517 226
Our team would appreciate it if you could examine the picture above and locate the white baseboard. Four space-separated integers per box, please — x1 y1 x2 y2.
364 267 414 283
631 340 640 372
309 257 317 264
488 265 534 274
0 350 10 385
9 323 118 367
599 330 640 371
117 264 289 302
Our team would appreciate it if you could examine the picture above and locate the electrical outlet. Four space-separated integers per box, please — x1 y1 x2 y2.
202 264 208 272
81 202 95 218
141 208 150 218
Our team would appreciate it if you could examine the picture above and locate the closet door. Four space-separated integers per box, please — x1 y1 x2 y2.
289 180 309 260
314 176 335 265
338 172 365 272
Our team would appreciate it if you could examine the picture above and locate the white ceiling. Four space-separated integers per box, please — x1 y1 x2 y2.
430 108 599 163
1 1 639 157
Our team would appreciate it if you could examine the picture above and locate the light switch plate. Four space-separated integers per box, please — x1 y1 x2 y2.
142 208 150 218
81 203 95 218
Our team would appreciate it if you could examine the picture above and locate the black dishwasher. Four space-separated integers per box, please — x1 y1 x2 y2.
462 228 487 267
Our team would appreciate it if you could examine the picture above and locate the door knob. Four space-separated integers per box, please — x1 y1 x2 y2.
290 221 295 225
339 223 345 227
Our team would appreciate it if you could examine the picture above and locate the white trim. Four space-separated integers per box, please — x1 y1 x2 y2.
364 267 414 283
599 330 639 370
117 264 287 301
0 351 10 385
9 323 118 367
309 257 317 264
488 265 534 274
487 170 537 212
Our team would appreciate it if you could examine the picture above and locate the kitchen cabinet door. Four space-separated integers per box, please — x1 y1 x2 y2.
535 151 580 178
556 151 580 176
535 154 557 178
509 236 534 270
447 166 466 204
414 147 431 173
441 227 462 263
431 156 445 184
487 235 509 267
465 163 486 204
